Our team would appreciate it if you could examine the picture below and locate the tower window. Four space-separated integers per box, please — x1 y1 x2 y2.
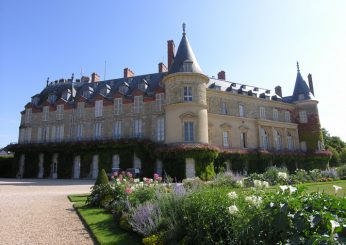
184 121 194 142
183 86 192 102
299 111 308 123
156 117 165 142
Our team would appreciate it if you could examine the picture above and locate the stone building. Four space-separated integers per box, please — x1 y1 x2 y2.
10 25 327 179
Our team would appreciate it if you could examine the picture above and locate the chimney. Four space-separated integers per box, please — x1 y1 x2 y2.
124 68 134 78
217 70 226 80
91 72 100 83
158 62 168 73
167 40 175 69
275 86 282 97
307 73 314 95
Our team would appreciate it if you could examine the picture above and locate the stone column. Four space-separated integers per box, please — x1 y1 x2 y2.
73 155 81 179
91 155 99 179
133 154 141 169
18 154 25 178
112 155 120 169
51 153 58 179
155 160 162 176
185 158 195 178
37 153 44 178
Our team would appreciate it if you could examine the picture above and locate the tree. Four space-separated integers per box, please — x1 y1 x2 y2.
95 168 109 185
340 148 346 164
322 128 345 152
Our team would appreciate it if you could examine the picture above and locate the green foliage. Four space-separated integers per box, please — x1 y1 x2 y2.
339 148 346 163
328 147 341 166
95 169 109 186
86 183 114 207
337 165 346 178
142 234 163 245
323 128 346 152
208 172 239 188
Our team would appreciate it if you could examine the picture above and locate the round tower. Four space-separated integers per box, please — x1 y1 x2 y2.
292 63 323 152
163 25 209 144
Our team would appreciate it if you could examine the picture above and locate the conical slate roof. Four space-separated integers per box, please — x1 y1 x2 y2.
291 63 314 102
168 28 203 74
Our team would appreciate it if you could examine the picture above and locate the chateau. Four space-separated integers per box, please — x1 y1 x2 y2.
10 25 328 180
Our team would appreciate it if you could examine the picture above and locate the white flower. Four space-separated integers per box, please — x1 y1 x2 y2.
228 205 239 215
269 202 275 208
227 191 238 199
245 195 262 207
237 180 244 188
288 186 297 194
330 220 340 233
279 185 289 192
333 185 342 193
134 178 140 183
279 203 285 208
254 180 270 189
262 181 270 188
143 177 147 181
278 172 288 179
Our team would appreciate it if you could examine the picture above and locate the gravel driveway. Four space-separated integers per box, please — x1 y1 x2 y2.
0 179 95 245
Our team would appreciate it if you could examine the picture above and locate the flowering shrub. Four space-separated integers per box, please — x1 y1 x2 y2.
86 183 115 207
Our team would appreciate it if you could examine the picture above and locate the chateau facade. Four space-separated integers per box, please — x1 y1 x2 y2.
11 26 326 179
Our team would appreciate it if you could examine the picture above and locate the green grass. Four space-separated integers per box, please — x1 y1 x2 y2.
68 195 141 245
298 179 346 197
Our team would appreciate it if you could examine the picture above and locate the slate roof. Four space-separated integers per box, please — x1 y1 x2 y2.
168 32 203 74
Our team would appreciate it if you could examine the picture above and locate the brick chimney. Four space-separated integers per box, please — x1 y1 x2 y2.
307 73 314 95
91 72 100 83
217 70 226 80
167 40 175 69
275 86 282 97
124 68 134 78
158 62 168 73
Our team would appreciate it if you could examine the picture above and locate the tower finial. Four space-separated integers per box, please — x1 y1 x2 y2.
182 22 186 35
46 77 49 87
296 61 300 72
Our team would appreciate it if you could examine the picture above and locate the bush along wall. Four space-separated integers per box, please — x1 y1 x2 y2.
157 144 219 181
0 156 15 178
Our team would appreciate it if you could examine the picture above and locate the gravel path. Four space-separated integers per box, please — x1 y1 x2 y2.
0 179 95 245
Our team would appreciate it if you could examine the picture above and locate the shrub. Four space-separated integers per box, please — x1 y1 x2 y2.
128 202 162 237
209 171 240 188
263 166 288 185
340 148 346 163
119 213 132 231
142 234 163 245
337 164 346 179
86 183 114 207
95 168 109 185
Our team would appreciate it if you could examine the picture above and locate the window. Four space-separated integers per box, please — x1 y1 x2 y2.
300 141 307 152
273 109 278 121
37 127 42 142
273 130 282 150
133 119 142 138
114 121 122 139
119 85 128 94
183 86 192 102
298 93 305 100
184 121 194 142
223 131 229 147
114 98 122 115
19 128 25 143
138 81 148 91
77 124 83 140
259 106 266 119
155 93 164 112
77 103 84 118
240 132 247 148
260 128 269 150
182 61 193 72
56 105 64 120
25 109 32 124
83 90 91 98
287 132 294 151
95 100 103 117
133 96 142 113
25 128 32 143
239 105 244 117
317 140 324 151
285 111 291 122
299 111 308 123
95 122 102 139
156 117 165 141
221 102 228 115
43 106 49 121
51 126 56 142
55 125 64 142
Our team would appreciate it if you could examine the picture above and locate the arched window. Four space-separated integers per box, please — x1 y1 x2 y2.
273 129 282 150
287 132 294 151
260 128 269 150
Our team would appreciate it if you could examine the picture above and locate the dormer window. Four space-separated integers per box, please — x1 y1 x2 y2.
183 86 192 102
62 90 71 101
298 93 305 100
182 60 193 72
138 80 148 91
31 97 39 105
48 94 57 104
119 83 129 94
100 85 111 96
82 87 93 99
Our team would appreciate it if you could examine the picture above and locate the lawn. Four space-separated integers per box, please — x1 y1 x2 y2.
68 194 141 245
298 179 346 197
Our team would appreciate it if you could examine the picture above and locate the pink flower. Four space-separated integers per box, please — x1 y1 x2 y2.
111 175 115 180
157 177 162 182
154 173 159 180
113 172 118 177
127 172 133 178
125 188 132 194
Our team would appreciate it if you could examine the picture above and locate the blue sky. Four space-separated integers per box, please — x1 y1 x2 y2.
1 0 345 148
